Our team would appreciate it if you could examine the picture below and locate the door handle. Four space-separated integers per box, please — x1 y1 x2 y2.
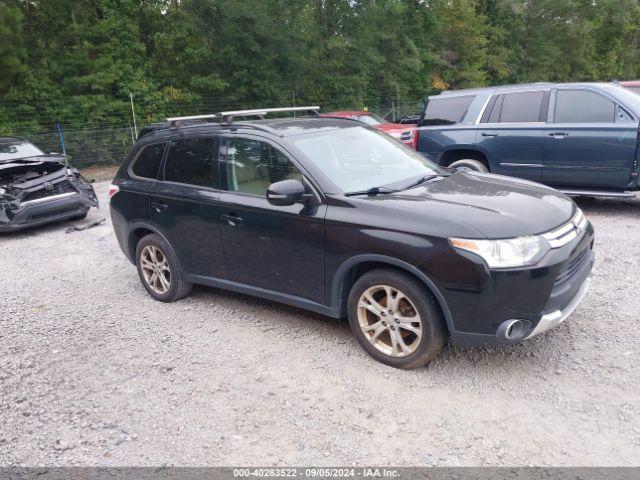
151 201 168 212
481 132 499 137
549 132 569 138
221 213 244 227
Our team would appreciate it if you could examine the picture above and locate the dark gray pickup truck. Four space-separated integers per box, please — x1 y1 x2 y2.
416 82 640 198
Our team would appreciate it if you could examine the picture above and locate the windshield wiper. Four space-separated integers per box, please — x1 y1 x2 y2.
345 173 450 197
344 186 399 197
401 173 450 191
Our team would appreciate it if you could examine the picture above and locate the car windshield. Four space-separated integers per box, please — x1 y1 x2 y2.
353 113 386 126
291 126 443 193
0 139 44 161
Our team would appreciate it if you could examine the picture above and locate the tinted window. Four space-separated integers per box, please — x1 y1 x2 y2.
498 91 545 123
423 96 475 125
131 143 165 179
555 90 615 123
486 96 503 123
224 138 302 196
164 138 215 187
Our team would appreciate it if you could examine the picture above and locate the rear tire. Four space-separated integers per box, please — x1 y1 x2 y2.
135 233 192 302
347 269 447 369
449 158 489 173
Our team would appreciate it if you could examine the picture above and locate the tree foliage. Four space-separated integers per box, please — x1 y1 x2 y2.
2 0 640 142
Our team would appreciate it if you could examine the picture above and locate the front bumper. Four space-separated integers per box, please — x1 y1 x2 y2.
443 220 595 348
0 188 98 232
525 274 591 339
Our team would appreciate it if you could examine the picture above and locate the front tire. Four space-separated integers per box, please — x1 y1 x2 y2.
135 233 192 302
347 269 447 369
449 158 489 173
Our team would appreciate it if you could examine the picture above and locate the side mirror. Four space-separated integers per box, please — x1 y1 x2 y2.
266 179 308 206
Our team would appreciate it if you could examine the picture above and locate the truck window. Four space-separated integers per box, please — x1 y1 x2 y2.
423 95 475 125
498 91 545 123
554 90 615 123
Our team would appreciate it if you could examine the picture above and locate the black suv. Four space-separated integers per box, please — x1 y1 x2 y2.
109 107 594 369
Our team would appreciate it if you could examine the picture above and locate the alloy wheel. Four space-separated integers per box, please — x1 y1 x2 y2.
357 284 422 357
140 245 171 295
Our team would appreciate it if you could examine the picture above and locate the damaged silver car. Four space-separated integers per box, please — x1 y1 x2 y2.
0 137 98 232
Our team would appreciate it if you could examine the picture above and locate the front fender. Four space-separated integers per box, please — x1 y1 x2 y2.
330 253 455 333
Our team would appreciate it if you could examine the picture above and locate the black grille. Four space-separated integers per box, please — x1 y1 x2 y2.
29 206 81 221
23 180 77 202
553 247 590 291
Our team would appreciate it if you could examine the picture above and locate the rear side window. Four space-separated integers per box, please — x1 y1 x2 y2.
498 91 545 123
554 90 615 123
164 138 216 187
423 95 475 125
130 143 165 179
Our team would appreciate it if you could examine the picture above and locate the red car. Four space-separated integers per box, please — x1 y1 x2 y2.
320 111 418 149
619 80 640 95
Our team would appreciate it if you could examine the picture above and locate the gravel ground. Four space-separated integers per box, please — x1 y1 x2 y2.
1 182 640 467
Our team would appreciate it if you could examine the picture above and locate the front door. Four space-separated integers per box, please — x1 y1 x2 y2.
150 136 225 278
542 88 638 189
475 90 549 182
218 134 326 304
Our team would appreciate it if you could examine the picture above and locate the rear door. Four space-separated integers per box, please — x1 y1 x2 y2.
542 88 638 189
475 90 549 182
217 134 326 304
150 136 225 278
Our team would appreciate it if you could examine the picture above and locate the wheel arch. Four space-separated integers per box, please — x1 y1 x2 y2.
440 148 490 170
330 254 454 333
126 221 179 266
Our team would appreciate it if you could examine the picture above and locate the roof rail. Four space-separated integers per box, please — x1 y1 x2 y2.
166 106 320 127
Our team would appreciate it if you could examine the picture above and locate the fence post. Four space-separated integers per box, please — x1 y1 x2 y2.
129 92 138 138
292 89 296 117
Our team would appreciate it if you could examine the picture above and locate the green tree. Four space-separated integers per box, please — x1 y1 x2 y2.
0 2 26 94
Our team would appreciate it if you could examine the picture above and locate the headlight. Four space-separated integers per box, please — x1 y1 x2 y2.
450 235 549 268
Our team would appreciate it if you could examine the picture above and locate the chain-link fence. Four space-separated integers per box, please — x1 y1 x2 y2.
0 90 428 169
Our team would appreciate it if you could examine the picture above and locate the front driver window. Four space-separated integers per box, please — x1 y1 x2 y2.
554 90 615 123
223 138 303 196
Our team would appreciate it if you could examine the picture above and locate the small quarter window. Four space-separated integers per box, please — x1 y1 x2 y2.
165 138 216 187
224 138 303 196
555 90 615 123
130 143 165 179
616 105 634 123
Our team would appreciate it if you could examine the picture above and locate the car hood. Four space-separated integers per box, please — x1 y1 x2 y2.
362 172 576 238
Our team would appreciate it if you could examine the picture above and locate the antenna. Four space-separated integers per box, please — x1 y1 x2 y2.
55 122 71 170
